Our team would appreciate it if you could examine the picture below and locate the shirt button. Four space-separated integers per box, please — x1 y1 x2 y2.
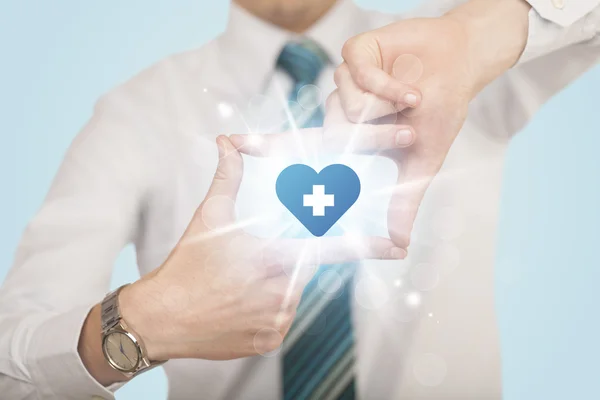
551 0 565 10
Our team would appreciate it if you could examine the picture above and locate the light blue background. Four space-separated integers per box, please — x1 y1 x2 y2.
0 1 598 399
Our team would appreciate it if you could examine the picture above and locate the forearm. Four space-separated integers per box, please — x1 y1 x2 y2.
444 0 531 94
447 0 600 139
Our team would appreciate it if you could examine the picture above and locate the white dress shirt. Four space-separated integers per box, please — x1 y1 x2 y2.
0 1 598 399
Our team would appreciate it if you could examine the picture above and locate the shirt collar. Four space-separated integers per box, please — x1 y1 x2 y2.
217 0 366 98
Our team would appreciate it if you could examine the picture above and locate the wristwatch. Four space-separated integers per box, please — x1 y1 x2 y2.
100 284 164 376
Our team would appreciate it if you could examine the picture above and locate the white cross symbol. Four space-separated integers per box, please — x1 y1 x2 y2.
303 185 335 216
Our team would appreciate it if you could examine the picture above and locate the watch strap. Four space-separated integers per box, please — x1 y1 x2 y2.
101 284 128 334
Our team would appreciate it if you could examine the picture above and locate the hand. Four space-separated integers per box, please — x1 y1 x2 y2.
119 136 405 362
329 0 530 249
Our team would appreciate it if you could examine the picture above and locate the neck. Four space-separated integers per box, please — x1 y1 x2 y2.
234 0 338 33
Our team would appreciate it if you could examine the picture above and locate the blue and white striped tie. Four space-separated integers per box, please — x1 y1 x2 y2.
276 39 357 400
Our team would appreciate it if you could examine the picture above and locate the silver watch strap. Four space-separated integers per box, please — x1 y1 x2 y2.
101 284 128 334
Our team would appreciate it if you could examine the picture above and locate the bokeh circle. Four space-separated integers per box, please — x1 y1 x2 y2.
318 269 343 295
413 353 447 387
392 54 424 84
432 243 460 275
431 206 465 241
354 275 390 310
201 195 236 230
410 262 440 292
297 84 322 110
253 328 283 357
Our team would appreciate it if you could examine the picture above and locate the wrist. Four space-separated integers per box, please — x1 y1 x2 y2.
119 279 171 361
444 0 531 95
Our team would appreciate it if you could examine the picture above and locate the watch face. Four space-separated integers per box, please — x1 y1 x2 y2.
103 331 140 372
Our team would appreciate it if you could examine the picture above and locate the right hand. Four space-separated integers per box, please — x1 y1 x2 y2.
327 0 529 250
119 135 406 361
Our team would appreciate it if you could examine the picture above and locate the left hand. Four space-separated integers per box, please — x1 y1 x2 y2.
329 0 530 250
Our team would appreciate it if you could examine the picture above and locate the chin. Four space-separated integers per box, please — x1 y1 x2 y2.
236 0 337 24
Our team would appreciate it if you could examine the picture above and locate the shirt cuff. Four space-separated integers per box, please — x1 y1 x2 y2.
26 303 116 400
519 0 600 63
525 0 600 27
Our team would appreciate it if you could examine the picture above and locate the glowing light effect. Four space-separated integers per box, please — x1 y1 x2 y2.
217 102 234 118
405 291 422 308
246 134 263 148
195 80 482 329
235 85 398 317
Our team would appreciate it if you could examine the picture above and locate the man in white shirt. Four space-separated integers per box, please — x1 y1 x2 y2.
0 0 598 399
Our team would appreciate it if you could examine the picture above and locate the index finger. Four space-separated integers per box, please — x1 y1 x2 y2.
342 37 422 107
229 124 415 158
333 62 406 124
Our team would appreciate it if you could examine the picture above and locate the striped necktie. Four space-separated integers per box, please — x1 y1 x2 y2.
276 39 357 400
276 39 327 128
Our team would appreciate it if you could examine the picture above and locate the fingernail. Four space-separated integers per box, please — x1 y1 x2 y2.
404 93 418 107
395 129 413 146
389 247 408 259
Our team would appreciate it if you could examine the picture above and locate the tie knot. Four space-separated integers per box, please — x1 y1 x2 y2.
276 39 329 86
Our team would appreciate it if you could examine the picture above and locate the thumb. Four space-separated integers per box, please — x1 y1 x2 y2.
196 136 243 230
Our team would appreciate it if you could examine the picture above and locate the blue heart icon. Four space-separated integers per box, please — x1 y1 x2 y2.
276 164 361 237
